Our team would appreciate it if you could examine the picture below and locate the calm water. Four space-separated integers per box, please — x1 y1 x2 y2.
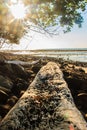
5 48 87 63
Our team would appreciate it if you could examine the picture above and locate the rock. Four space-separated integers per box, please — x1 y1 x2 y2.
26 70 34 77
0 62 87 130
31 63 41 73
11 78 28 96
11 63 28 79
0 90 9 103
68 64 74 68
7 96 18 107
0 75 13 90
20 90 25 97
85 114 87 121
31 73 36 78
79 68 85 73
62 64 87 120
77 93 87 111
0 63 12 77
0 63 28 80
0 86 11 94
0 104 11 118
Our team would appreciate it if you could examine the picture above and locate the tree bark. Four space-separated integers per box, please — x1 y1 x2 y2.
0 62 87 130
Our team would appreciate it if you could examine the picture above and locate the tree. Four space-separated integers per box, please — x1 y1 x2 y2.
0 0 87 45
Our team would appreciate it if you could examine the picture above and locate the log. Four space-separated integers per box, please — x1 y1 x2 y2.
0 62 87 130
6 59 41 66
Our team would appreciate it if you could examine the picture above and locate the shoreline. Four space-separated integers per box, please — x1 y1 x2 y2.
0 51 87 63
0 52 87 122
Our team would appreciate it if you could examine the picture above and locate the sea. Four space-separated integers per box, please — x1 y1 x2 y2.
2 48 87 63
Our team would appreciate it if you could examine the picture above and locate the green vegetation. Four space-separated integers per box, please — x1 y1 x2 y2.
0 0 87 44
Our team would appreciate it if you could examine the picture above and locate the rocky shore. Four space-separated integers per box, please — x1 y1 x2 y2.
0 52 87 128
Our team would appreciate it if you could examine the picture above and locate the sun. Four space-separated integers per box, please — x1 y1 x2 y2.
9 1 26 19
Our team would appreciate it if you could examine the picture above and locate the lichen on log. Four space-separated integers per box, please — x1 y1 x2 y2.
0 62 87 130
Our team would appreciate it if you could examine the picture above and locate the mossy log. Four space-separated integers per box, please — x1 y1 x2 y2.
0 62 87 130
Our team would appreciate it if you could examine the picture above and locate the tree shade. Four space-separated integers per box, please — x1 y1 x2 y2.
0 0 87 44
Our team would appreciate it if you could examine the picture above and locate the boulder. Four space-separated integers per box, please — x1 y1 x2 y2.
11 63 28 79
0 62 87 130
0 75 13 90
0 63 28 80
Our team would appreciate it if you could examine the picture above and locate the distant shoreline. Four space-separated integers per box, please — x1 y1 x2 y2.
0 49 87 63
0 48 87 52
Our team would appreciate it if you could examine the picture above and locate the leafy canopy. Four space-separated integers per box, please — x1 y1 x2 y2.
0 0 87 44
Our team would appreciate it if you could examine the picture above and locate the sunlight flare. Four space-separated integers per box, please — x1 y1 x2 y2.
10 0 17 3
9 1 26 19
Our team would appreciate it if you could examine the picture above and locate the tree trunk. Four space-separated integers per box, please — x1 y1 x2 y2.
0 62 87 130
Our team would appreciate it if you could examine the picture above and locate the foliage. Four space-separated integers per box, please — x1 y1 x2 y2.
0 0 87 44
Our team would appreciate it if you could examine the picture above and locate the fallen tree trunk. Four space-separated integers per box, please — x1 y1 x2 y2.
0 62 87 130
6 59 41 66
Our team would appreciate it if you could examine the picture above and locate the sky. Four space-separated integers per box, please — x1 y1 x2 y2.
2 8 87 50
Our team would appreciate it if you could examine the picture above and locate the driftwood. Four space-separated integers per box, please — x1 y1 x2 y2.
6 59 41 66
0 62 87 130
